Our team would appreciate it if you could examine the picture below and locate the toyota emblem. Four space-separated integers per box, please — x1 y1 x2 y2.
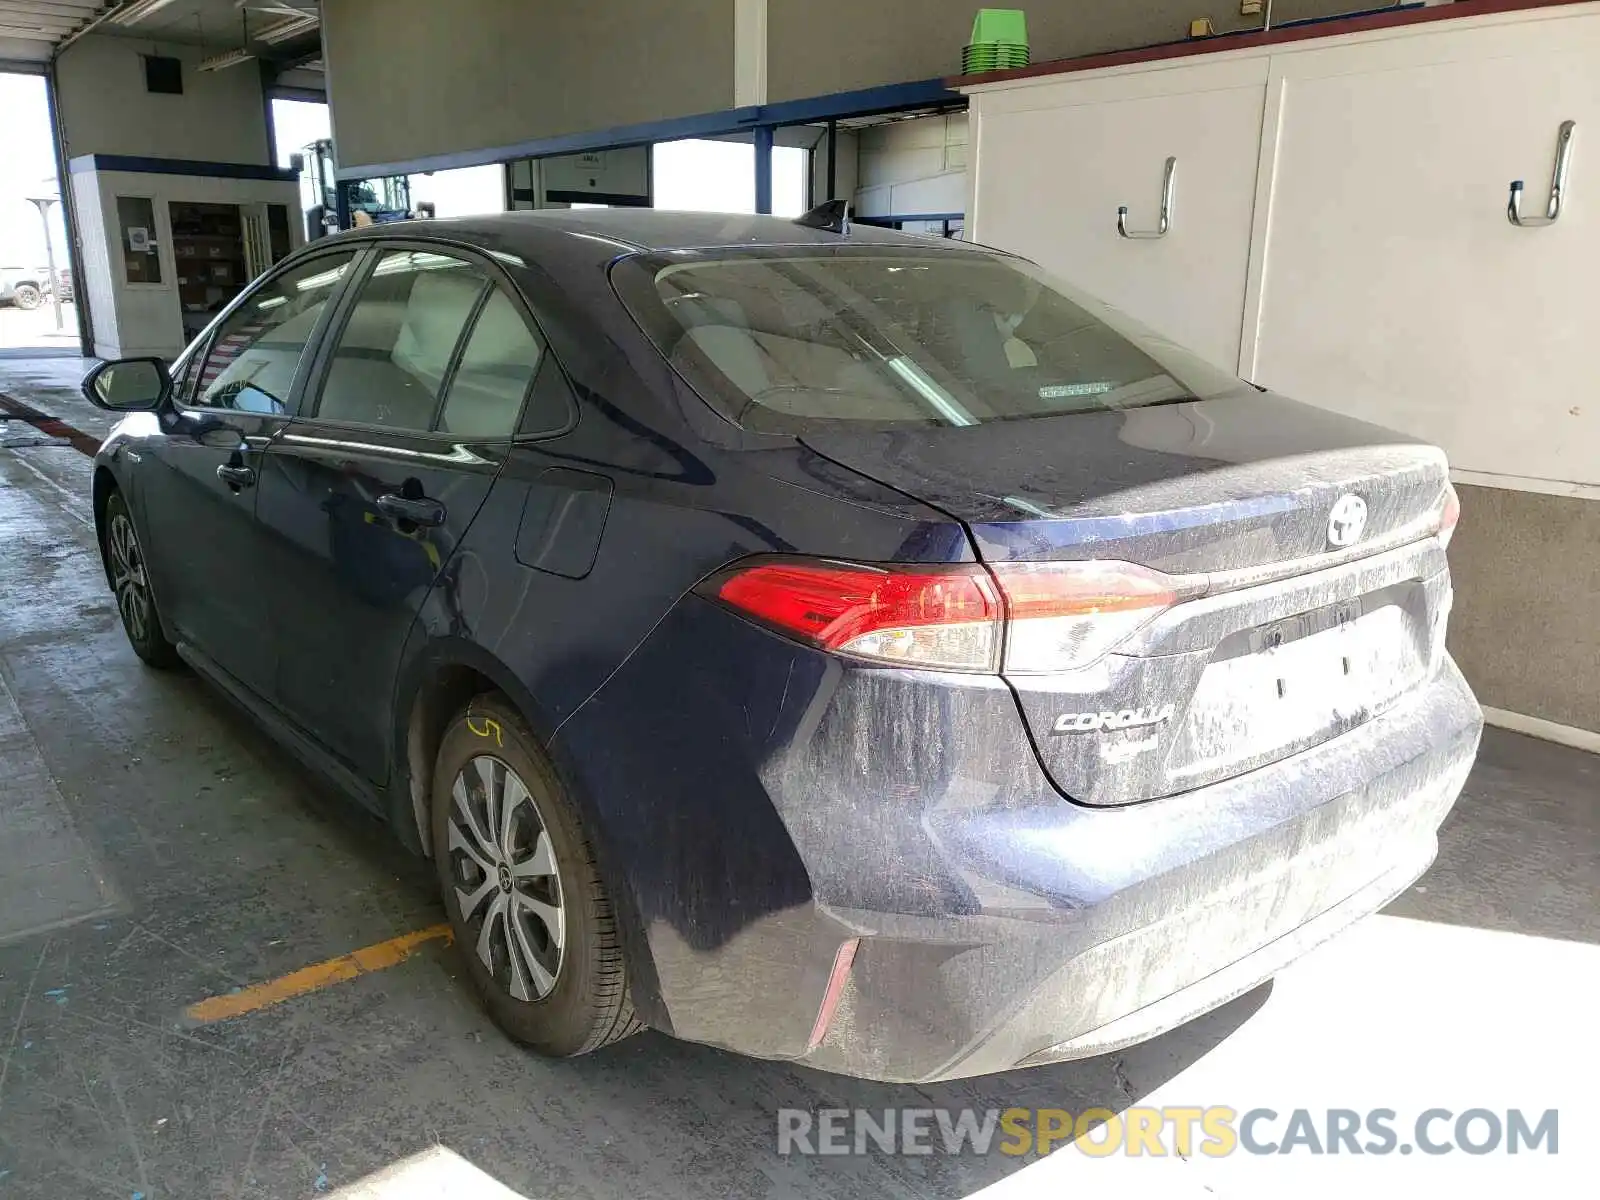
1327 494 1368 547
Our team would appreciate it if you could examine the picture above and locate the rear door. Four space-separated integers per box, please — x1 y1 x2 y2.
253 244 546 786
134 249 359 696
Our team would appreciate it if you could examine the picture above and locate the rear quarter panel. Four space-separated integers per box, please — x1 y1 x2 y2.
390 267 972 1024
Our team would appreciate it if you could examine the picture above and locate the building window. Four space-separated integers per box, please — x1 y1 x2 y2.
116 196 162 285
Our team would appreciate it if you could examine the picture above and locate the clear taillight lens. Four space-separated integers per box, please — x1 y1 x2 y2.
991 560 1182 674
710 557 1190 674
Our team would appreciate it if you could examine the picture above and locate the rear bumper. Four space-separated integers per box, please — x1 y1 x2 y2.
802 657 1480 1082
558 599 1481 1083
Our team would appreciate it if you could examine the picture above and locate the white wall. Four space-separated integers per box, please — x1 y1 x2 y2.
809 127 859 209
854 113 968 220
71 173 113 352
56 35 271 164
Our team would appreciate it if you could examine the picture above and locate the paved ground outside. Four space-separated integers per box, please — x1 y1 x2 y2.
0 356 1593 1198
0 300 80 354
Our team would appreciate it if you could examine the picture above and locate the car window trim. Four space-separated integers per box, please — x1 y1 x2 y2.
294 243 383 424
426 281 496 433
515 355 579 442
297 236 556 443
176 244 369 419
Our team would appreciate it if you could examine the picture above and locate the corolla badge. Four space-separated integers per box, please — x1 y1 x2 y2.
1053 704 1175 735
1327 494 1369 547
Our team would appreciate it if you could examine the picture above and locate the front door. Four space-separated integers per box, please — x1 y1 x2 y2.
253 246 546 785
136 249 359 697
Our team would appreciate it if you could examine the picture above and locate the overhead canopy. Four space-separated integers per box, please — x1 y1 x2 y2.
322 0 735 176
0 0 114 65
0 0 320 67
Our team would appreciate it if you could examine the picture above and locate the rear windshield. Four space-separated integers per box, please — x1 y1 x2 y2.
613 246 1242 434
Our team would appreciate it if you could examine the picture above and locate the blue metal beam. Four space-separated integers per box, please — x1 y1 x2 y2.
753 126 774 215
334 78 963 181
68 154 299 182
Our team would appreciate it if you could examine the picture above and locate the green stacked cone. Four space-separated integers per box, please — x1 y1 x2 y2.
963 8 1030 74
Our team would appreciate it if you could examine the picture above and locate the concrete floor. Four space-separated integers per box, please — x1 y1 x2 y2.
0 357 1595 1199
0 301 80 354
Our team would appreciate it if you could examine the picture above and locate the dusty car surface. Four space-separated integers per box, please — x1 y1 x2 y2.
81 209 1481 1082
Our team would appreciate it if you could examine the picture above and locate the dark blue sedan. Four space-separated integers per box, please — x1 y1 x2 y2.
81 209 1481 1082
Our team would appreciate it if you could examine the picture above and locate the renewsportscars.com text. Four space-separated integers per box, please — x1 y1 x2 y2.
776 1106 1559 1158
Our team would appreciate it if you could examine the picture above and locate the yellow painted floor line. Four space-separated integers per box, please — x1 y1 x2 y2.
185 924 454 1024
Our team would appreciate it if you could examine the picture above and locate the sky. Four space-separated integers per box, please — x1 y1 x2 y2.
655 140 808 217
0 74 70 270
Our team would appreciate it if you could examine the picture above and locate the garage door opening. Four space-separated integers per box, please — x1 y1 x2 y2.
0 72 80 356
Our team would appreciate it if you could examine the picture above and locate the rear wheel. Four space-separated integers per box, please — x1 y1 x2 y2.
12 283 41 311
431 694 642 1056
103 490 178 668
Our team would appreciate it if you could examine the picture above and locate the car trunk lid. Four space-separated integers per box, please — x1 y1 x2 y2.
801 392 1457 805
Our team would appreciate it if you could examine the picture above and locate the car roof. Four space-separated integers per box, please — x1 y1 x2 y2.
331 208 982 257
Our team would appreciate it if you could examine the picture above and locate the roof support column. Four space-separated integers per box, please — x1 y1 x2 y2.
734 0 767 107
754 125 773 215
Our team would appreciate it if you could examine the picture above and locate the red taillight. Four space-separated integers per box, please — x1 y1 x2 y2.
1439 483 1461 549
714 561 1002 671
712 557 1193 674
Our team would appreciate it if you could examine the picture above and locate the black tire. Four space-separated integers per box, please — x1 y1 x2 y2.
12 283 42 311
431 694 642 1056
102 490 179 669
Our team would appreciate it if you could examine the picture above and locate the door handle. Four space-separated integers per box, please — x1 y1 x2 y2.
376 492 446 528
216 463 256 489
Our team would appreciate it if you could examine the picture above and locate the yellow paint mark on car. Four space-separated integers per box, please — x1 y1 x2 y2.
184 924 453 1024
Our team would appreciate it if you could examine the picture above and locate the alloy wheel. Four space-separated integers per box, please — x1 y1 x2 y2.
108 511 153 645
447 755 565 1001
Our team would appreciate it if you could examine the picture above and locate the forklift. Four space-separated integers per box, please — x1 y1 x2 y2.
292 138 434 239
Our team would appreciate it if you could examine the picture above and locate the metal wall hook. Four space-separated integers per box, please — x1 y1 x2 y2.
1118 157 1177 239
1508 120 1576 227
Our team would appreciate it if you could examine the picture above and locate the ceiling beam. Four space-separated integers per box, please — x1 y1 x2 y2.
0 9 82 27
1 0 102 13
0 25 65 38
259 23 320 67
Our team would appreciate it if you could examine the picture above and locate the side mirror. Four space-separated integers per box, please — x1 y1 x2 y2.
83 357 171 412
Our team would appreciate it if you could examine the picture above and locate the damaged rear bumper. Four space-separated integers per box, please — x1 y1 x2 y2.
798 657 1480 1082
557 597 1480 1084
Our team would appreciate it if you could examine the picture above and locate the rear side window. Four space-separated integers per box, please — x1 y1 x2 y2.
315 250 489 430
194 252 356 414
437 289 544 439
613 248 1241 433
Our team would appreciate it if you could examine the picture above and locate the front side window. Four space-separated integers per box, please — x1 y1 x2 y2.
315 250 489 431
195 252 356 414
613 247 1242 434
